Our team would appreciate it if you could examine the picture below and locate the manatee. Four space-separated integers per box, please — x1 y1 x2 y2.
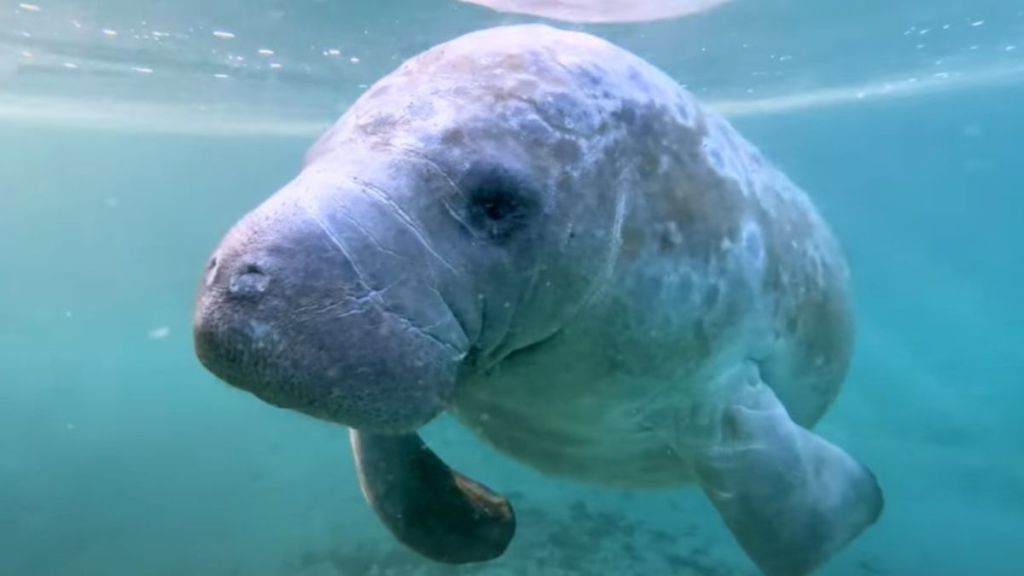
192 24 883 576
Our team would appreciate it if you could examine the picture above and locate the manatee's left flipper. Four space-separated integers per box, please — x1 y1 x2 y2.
694 367 884 576
349 429 516 564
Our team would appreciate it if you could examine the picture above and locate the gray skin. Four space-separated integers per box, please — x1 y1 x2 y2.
193 25 883 576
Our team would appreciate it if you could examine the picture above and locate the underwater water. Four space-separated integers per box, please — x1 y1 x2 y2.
1 2 1022 575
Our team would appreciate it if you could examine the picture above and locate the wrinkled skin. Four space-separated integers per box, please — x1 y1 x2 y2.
193 25 881 576
194 27 642 435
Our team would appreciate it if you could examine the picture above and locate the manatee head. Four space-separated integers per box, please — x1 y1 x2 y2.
192 25 681 433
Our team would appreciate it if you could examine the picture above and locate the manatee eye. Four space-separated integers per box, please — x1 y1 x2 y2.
461 164 537 242
481 195 513 220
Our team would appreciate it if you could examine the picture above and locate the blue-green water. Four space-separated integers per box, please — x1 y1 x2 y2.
2 2 1022 575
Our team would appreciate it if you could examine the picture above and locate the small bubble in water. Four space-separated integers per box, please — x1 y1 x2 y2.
350 56 360 63
148 326 171 340
18 3 41 12
212 30 235 39
102 29 118 37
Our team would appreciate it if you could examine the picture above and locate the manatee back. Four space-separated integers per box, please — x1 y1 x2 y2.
434 26 854 479
604 88 854 428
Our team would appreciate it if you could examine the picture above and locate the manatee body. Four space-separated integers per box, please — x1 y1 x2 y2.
193 25 883 576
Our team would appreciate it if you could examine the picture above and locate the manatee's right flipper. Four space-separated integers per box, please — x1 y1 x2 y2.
349 429 516 564
694 367 883 576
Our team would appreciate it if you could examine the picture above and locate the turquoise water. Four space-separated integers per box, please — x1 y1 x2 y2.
2 2 1022 575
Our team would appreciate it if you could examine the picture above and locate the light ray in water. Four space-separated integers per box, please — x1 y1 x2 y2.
1 61 1022 136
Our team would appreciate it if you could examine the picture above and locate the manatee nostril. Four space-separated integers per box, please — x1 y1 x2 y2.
242 263 264 275
204 255 221 287
228 262 271 297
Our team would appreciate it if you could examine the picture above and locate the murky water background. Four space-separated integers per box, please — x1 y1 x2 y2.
1 1 1022 575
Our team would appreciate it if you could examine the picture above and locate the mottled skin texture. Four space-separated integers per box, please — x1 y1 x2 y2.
193 25 878 576
309 25 852 487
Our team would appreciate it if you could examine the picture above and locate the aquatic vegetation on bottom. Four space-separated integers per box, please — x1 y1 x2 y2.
291 499 737 576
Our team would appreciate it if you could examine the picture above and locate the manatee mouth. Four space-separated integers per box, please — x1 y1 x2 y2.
192 310 291 410
191 193 470 433
193 274 467 432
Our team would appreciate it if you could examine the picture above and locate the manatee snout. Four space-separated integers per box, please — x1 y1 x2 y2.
192 175 468 433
